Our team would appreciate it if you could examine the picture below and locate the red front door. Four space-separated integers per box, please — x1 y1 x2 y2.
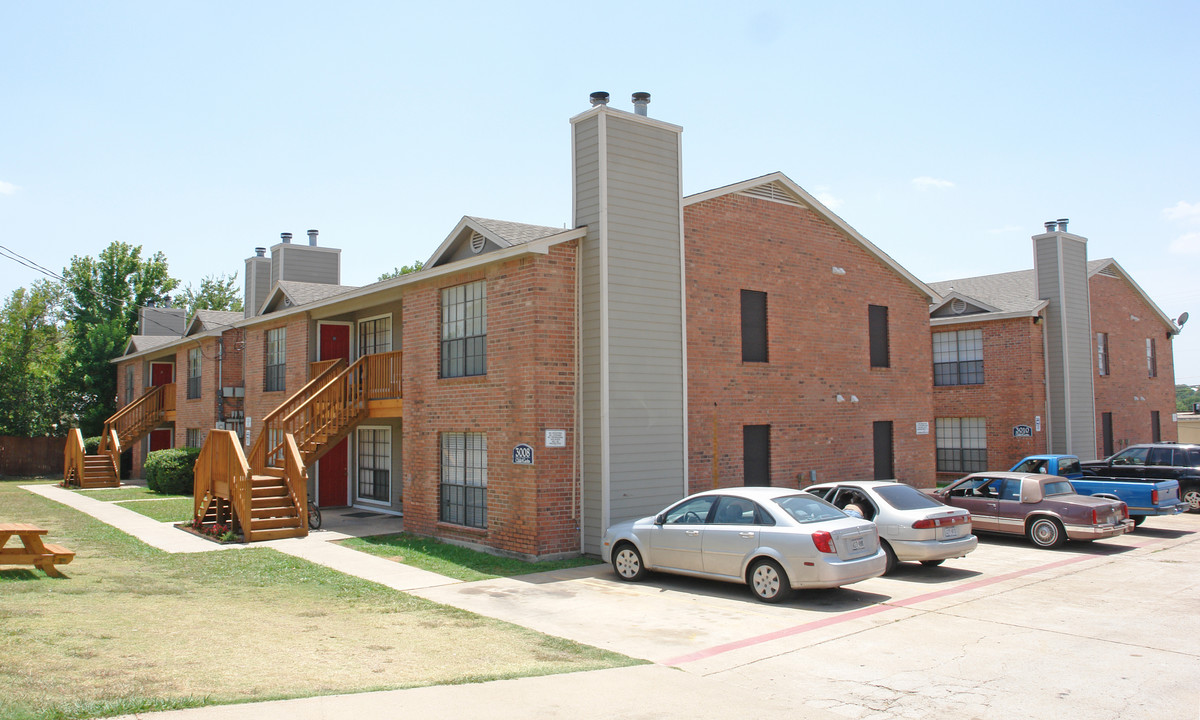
318 324 351 507
149 429 173 452
150 362 174 386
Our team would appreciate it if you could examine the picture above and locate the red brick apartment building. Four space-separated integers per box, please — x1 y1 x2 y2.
928 222 1181 483
107 95 1179 557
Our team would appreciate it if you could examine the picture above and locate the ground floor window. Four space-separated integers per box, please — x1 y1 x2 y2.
936 417 987 473
440 432 487 528
357 427 391 502
185 428 202 448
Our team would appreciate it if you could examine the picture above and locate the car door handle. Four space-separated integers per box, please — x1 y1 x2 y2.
685 530 700 536
738 532 755 538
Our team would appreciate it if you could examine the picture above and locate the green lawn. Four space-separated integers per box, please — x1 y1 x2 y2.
114 497 195 522
0 477 638 720
340 533 600 581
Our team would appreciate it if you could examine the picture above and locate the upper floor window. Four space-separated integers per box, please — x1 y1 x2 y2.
1096 332 1109 376
740 290 768 362
441 281 486 378
869 305 890 368
933 329 984 386
359 315 392 357
125 366 135 404
1146 338 1157 378
265 327 287 392
186 348 202 399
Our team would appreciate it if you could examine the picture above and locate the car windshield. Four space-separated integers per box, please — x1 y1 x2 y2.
1044 480 1074 496
874 484 943 510
1057 458 1081 475
773 494 846 524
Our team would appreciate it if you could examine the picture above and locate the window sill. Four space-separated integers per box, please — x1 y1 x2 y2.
436 521 488 535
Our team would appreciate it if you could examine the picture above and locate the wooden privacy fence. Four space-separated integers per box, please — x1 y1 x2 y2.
0 436 68 476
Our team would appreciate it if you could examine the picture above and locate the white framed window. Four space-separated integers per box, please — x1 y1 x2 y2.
265 327 286 392
1146 338 1157 378
358 314 392 357
187 347 202 399
356 426 391 503
125 366 135 404
441 281 486 378
185 428 203 448
933 329 983 386
936 417 987 473
1097 332 1109 376
440 432 487 528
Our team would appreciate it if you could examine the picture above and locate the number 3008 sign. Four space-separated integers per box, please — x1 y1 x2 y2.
512 444 534 465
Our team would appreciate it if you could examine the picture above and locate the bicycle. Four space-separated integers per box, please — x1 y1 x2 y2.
307 499 322 531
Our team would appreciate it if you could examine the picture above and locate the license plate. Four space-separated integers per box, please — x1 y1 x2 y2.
943 525 961 539
850 537 865 552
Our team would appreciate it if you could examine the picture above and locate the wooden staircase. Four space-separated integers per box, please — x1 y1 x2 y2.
63 383 175 488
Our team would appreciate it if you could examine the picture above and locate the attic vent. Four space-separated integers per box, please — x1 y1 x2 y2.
740 183 803 207
469 232 486 254
951 298 968 315
1097 266 1119 278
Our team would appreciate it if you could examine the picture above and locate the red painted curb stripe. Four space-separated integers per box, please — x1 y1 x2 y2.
662 553 1096 666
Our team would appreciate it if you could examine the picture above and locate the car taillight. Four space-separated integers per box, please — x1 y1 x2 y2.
1122 503 1129 520
1091 509 1098 525
812 530 836 554
912 514 969 529
1152 489 1159 504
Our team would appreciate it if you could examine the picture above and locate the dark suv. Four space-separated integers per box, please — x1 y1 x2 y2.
1080 443 1200 512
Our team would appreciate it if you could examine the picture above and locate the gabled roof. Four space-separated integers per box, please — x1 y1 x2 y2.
185 310 244 336
260 281 359 315
929 258 1179 332
425 216 569 269
122 334 177 355
685 172 938 302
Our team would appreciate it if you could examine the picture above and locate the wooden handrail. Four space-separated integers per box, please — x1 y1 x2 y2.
63 428 85 484
247 358 347 472
284 433 308 532
364 350 403 400
309 359 341 380
104 383 175 453
193 430 252 539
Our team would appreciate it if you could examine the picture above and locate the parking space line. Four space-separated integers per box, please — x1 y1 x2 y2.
663 553 1101 666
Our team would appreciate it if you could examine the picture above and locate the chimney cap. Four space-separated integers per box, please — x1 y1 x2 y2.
1044 221 1057 232
589 91 610 106
632 92 651 116
1056 218 1069 232
254 247 266 257
281 232 292 243
307 229 318 246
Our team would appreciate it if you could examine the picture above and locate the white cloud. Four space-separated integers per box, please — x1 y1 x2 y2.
0 180 17 195
1169 231 1200 255
912 176 954 191
813 188 842 210
1163 200 1200 223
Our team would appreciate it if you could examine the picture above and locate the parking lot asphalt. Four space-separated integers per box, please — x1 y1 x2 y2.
410 513 1200 719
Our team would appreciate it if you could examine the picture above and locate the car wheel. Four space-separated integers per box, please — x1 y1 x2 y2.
1182 485 1200 513
920 559 945 567
880 540 898 575
1027 517 1065 548
611 543 646 582
1131 515 1146 527
748 559 792 603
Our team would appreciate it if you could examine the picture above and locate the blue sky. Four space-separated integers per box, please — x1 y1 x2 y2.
2 1 1198 385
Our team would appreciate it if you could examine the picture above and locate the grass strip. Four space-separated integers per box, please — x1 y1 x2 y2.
339 532 600 581
114 497 195 522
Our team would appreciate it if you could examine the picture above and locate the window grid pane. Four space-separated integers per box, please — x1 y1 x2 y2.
187 348 201 399
265 328 287 392
357 428 390 501
441 281 487 378
440 432 487 528
932 330 984 386
359 317 392 357
936 417 987 472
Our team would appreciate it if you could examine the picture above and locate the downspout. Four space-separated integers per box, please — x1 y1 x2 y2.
217 336 224 426
573 239 581 526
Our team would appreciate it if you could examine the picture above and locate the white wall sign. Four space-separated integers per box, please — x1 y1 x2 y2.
245 416 252 429
544 429 566 447
1035 416 1041 432
915 422 929 435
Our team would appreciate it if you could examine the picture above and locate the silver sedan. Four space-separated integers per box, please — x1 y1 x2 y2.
804 480 977 574
601 487 886 603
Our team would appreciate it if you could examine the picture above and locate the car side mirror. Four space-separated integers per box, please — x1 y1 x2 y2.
655 513 666 525
843 507 864 519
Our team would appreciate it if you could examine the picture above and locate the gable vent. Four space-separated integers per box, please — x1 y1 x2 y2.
1097 266 1119 278
951 298 968 314
740 182 804 207
469 231 486 254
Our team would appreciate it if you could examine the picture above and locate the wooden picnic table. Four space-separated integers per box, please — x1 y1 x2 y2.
0 523 74 578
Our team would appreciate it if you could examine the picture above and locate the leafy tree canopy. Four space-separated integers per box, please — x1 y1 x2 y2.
378 260 423 281
1178 384 1200 413
0 281 69 436
180 272 243 316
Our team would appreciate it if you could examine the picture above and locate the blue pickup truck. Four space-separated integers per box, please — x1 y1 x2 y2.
1009 455 1187 525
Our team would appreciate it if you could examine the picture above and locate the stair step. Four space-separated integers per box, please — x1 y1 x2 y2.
251 516 303 530
251 500 296 514
249 527 307 541
252 485 289 498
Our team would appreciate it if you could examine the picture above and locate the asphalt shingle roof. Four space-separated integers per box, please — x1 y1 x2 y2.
277 281 359 306
930 259 1113 313
467 217 565 247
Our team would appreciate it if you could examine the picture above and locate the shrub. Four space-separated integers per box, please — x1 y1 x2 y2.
145 446 202 495
83 436 102 455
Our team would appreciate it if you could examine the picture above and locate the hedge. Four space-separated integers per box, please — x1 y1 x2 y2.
145 446 202 495
83 436 102 455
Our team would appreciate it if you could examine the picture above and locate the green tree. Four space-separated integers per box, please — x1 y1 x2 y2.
180 272 244 316
1178 384 1200 413
60 242 178 434
0 281 69 436
378 260 424 281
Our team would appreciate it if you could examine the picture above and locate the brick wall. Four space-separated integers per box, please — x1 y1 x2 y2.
685 193 936 490
243 315 310 451
401 242 579 558
1090 272 1178 452
114 357 144 477
932 317 1048 480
